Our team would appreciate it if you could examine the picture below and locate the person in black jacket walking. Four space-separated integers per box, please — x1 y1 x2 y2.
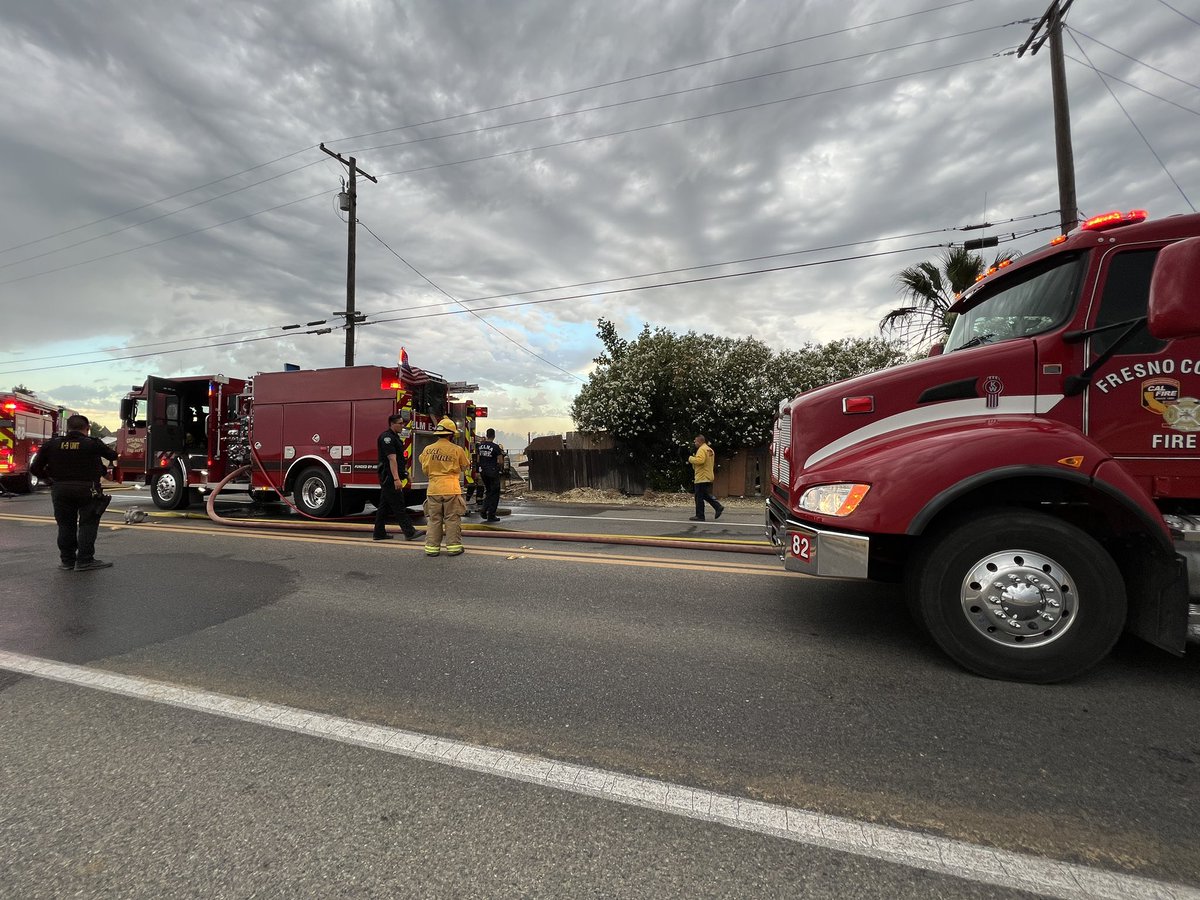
29 414 117 571
373 413 418 541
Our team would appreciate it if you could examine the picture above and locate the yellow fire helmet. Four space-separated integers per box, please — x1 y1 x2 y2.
434 416 457 436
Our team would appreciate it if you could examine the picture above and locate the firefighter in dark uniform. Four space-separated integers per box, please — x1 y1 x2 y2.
29 414 118 571
373 413 418 541
475 427 506 524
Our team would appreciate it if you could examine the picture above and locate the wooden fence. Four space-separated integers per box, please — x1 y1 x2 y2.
525 433 768 498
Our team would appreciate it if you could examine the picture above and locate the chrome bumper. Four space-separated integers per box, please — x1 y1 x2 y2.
765 497 871 579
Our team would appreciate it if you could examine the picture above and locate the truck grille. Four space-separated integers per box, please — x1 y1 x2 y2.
772 412 791 485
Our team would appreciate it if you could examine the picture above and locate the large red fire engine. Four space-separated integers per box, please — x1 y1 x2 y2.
0 390 74 493
115 363 482 516
767 210 1200 682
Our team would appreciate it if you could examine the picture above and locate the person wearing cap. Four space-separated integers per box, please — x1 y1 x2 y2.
29 413 118 571
418 417 471 557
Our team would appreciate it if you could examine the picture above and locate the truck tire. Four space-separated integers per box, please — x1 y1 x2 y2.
906 509 1126 683
293 466 336 518
152 464 190 510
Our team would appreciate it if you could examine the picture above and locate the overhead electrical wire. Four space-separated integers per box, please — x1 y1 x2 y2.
1156 0 1200 28
2 0 985 261
327 0 987 146
0 241 985 376
1066 29 1195 212
0 211 1059 369
349 24 1016 156
1 54 1001 289
1065 55 1200 116
359 221 585 383
5 23 1013 276
378 56 997 180
1067 25 1200 91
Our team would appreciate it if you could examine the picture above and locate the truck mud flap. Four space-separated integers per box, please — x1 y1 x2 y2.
1125 547 1190 655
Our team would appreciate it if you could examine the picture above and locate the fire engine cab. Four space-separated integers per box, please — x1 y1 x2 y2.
767 210 1200 682
0 390 74 493
115 363 480 516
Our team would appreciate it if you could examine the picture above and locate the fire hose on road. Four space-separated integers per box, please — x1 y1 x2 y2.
204 465 776 557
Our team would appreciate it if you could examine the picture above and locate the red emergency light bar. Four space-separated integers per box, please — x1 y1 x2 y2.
1080 209 1148 232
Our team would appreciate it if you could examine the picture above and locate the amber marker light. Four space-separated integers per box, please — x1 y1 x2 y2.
1057 455 1084 468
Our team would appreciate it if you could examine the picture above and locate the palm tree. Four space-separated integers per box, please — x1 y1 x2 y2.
880 246 1013 352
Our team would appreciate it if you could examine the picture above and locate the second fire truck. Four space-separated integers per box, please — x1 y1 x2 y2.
115 362 483 516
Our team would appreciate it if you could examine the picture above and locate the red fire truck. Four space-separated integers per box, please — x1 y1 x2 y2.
767 210 1200 682
0 390 74 493
115 363 481 516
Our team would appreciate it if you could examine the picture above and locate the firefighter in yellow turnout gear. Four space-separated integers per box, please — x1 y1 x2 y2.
419 417 472 556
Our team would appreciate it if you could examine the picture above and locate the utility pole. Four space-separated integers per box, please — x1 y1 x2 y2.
319 143 378 366
1018 0 1078 236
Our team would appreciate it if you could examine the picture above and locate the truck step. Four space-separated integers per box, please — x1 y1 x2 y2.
1164 512 1200 537
1191 604 1200 644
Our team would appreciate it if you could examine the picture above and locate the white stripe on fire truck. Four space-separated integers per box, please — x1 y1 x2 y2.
803 394 1065 470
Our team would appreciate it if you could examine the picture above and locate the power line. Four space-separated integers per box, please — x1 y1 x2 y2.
1066 25 1200 91
350 24 1013 156
326 0 987 147
1 211 1059 367
0 242 964 376
0 189 333 288
1066 29 1195 212
2 56 997 289
379 56 996 180
1156 0 1200 28
3 1 985 263
358 220 584 382
1065 54 1200 116
364 244 958 329
367 211 1060 317
0 147 316 258
0 158 329 273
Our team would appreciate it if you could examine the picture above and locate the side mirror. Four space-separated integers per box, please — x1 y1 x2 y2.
119 398 134 424
926 343 944 357
1148 236 1200 341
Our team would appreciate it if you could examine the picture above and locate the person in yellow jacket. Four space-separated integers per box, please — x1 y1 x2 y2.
687 434 724 522
419 417 472 556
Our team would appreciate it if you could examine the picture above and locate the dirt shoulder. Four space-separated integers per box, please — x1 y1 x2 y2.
507 485 764 510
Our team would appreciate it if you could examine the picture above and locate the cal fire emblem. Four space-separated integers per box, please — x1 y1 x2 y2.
1143 377 1200 433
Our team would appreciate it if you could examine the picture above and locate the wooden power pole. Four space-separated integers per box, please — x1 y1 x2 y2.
319 143 378 366
1018 0 1078 236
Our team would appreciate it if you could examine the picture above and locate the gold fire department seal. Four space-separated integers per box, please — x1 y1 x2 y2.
1163 397 1200 432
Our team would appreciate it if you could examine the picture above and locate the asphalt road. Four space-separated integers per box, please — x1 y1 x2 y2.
1 487 1197 899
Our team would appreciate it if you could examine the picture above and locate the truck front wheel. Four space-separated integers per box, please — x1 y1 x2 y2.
293 467 336 518
152 464 190 510
907 510 1126 683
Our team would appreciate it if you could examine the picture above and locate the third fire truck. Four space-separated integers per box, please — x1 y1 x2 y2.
0 390 74 493
115 362 483 516
768 210 1200 682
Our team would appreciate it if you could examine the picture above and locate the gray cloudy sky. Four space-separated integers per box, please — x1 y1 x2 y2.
1 0 1197 449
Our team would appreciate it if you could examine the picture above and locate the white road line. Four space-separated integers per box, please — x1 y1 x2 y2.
505 512 763 528
0 649 1194 900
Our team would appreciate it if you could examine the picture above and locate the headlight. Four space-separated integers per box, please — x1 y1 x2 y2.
799 483 870 516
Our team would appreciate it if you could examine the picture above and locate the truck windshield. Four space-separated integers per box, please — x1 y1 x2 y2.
945 252 1085 352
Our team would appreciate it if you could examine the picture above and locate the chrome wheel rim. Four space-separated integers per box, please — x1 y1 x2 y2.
300 476 327 511
155 471 178 504
960 549 1078 647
